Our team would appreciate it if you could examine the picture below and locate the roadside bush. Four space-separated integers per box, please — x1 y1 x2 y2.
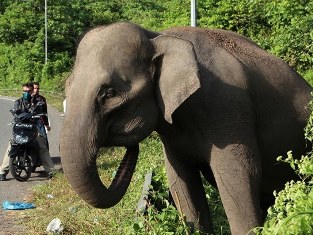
262 0 313 76
0 41 44 87
197 0 269 39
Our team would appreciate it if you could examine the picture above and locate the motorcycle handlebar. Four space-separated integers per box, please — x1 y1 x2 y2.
31 114 46 119
8 113 46 125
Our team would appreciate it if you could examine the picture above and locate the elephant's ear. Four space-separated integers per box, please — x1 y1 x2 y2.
151 35 200 123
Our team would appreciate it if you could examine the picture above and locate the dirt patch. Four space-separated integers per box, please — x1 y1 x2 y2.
0 210 27 235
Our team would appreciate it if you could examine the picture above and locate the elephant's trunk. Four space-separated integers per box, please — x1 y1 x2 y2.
60 131 139 208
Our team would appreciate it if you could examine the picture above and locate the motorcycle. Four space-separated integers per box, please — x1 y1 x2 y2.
8 102 47 182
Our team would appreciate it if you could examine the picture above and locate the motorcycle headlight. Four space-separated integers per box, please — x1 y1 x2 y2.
14 135 30 144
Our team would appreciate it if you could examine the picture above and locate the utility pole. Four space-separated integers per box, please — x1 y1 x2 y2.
44 0 48 63
191 0 197 27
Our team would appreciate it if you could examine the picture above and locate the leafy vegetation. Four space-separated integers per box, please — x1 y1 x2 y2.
0 0 313 234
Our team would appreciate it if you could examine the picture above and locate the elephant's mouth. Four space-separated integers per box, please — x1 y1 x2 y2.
107 124 153 147
106 133 146 147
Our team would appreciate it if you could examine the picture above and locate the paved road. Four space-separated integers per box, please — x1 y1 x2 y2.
0 96 64 234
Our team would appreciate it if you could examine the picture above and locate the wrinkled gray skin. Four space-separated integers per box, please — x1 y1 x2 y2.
60 22 312 234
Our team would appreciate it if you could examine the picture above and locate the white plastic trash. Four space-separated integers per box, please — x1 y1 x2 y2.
46 218 64 233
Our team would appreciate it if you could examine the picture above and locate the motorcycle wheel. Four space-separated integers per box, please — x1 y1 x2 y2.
9 152 32 182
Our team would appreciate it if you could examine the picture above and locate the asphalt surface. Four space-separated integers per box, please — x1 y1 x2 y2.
0 96 64 234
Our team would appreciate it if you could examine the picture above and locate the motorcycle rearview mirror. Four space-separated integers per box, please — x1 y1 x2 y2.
10 108 17 114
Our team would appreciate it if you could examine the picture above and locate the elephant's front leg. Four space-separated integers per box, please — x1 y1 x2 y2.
163 142 214 234
210 143 262 235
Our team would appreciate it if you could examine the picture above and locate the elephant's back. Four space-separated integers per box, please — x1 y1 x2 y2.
164 26 312 157
163 27 312 116
162 27 270 65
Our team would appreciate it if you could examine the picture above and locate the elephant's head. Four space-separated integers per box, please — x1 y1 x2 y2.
60 22 200 208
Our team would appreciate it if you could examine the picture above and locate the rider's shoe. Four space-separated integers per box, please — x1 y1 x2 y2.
0 174 6 181
46 172 54 180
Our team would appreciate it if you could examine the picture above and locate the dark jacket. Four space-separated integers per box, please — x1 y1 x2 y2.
31 94 49 126
14 97 31 113
14 95 49 138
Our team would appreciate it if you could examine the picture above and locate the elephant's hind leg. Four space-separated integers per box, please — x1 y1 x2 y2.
163 145 213 233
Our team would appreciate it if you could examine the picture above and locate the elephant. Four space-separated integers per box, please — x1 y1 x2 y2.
60 22 312 234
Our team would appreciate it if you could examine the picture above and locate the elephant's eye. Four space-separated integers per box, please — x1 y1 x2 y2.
100 88 116 100
105 88 116 98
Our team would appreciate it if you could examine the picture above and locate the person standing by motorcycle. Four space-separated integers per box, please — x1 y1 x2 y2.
0 82 55 181
31 82 50 147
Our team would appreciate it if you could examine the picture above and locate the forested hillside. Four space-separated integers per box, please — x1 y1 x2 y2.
0 0 312 92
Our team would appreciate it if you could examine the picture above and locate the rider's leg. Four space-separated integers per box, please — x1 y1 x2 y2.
0 144 11 180
36 136 55 175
